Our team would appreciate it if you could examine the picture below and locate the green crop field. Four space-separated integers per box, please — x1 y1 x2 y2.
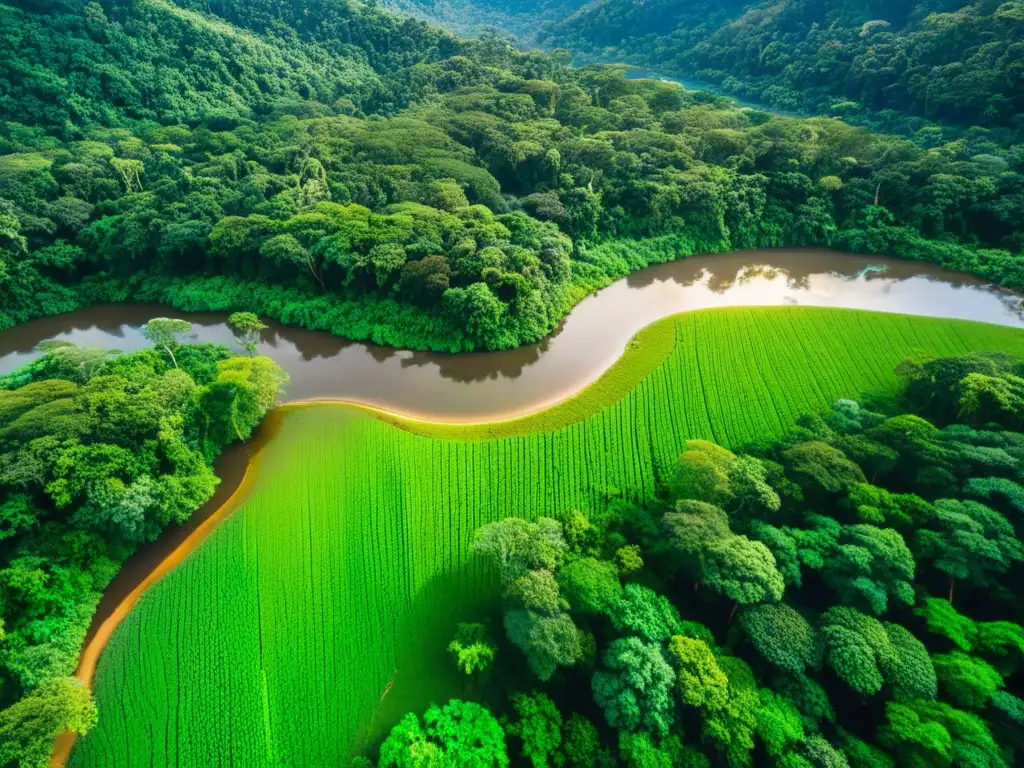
70 307 1024 766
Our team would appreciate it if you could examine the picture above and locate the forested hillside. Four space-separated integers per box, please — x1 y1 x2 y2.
540 0 1024 135
2 0 1023 354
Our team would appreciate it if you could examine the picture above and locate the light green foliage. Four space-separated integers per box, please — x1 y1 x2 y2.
507 692 562 768
615 545 643 576
702 656 759 768
820 607 936 699
755 689 805 757
915 598 977 651
472 517 567 585
932 652 1003 709
672 440 735 505
701 535 785 606
140 318 193 368
0 677 97 768
227 312 267 356
739 604 821 675
672 441 779 515
665 635 728 712
72 310 1024 764
975 621 1024 674
880 700 1006 768
447 623 496 676
609 585 683 642
475 517 578 680
559 509 597 555
775 672 835 731
379 699 508 768
801 735 850 768
592 636 675 736
619 732 710 768
558 557 622 615
843 484 930 531
202 356 291 442
663 501 784 606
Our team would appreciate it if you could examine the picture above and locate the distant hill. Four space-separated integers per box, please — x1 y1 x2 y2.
400 0 1024 135
540 0 1024 133
0 0 458 133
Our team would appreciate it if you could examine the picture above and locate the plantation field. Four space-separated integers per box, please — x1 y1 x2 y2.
70 307 1024 766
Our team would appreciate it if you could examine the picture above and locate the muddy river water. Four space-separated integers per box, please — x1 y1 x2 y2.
3 249 1023 422
18 247 1023 765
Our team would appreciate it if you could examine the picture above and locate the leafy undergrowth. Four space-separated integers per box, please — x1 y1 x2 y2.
71 307 1024 765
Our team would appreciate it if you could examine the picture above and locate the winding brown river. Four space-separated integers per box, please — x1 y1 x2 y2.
4 248 1021 766
3 249 1022 423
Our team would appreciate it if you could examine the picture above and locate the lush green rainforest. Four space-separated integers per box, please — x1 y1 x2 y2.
1 0 1023 766
67 311 1024 768
2 0 1023 352
0 336 288 766
445 0 1024 138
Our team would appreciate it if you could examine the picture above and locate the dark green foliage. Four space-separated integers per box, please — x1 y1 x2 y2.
539 0 1024 135
507 692 562 768
0 339 284 754
3 3 1024 349
739 603 821 675
562 714 615 767
819 607 936 700
914 499 1024 598
592 636 675 736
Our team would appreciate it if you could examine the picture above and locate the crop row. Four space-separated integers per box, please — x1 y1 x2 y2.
72 307 1024 766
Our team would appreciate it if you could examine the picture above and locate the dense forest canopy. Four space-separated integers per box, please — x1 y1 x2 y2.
0 0 1022 764
373 353 1024 768
456 0 1024 137
2 0 1023 354
0 335 287 766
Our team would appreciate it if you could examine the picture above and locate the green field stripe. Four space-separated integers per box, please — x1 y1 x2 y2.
72 308 1024 766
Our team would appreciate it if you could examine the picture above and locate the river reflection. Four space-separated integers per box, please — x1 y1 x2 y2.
1 249 1021 421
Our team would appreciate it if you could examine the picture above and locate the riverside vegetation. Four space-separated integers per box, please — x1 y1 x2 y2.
0 326 287 767
1 0 1024 766
2 0 1024 353
65 308 1024 766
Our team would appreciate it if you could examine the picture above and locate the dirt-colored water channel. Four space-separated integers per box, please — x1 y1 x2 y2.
4 249 1022 423
11 248 1018 765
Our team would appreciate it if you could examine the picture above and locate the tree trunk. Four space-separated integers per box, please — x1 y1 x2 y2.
306 255 325 292
949 577 955 606
728 600 739 625
874 182 882 206
164 344 178 369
